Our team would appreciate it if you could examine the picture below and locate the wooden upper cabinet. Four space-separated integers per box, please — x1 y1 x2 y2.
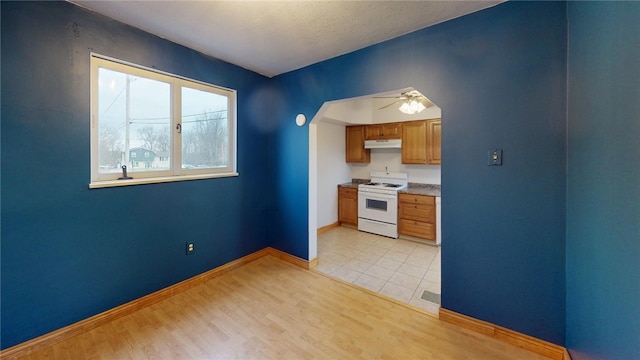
365 123 402 140
345 125 371 163
402 120 428 164
427 119 441 165
401 119 441 165
348 120 439 165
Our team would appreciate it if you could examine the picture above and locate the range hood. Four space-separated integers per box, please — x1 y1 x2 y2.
364 139 402 149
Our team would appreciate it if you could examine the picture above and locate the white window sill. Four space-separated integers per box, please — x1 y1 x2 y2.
89 172 239 189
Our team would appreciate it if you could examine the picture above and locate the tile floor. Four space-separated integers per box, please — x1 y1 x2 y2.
315 226 441 314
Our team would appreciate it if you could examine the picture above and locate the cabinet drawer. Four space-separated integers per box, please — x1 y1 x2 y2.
399 193 435 206
399 203 435 223
338 187 357 198
398 219 436 240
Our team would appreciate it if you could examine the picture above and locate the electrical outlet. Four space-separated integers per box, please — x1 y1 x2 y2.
488 149 503 166
186 242 195 255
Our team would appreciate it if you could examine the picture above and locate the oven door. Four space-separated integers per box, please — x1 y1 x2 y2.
358 190 398 224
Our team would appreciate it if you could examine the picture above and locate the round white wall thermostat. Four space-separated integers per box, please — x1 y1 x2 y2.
295 114 306 126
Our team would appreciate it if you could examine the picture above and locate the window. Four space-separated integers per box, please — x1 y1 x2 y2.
90 55 237 188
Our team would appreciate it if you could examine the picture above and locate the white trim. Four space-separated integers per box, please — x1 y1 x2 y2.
90 53 236 93
89 172 239 189
308 122 318 261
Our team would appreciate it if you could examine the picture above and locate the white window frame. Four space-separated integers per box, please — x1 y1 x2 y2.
90 54 237 188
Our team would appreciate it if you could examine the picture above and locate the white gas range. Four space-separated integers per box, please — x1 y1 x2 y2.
358 172 408 238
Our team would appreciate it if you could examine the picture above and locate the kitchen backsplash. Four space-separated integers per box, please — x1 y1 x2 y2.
350 148 441 185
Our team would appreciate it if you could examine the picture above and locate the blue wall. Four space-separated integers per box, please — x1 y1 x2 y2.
272 1 567 345
1 1 272 349
4 1 638 357
566 2 640 359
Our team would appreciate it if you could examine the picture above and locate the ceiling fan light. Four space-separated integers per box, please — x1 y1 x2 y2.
399 102 412 114
398 98 426 114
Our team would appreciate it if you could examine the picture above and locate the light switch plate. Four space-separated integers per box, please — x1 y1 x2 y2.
488 149 503 166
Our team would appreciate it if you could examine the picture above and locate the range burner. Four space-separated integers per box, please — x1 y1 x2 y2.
363 182 403 187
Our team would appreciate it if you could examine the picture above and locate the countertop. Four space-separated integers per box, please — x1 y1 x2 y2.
400 183 441 197
337 179 367 189
338 180 441 197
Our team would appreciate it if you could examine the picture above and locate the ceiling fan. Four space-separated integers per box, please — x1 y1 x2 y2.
376 90 434 114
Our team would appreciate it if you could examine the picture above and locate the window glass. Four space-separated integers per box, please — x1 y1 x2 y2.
90 55 237 187
97 68 171 174
181 87 229 169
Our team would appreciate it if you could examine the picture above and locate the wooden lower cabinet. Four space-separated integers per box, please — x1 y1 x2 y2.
398 193 436 240
338 186 358 226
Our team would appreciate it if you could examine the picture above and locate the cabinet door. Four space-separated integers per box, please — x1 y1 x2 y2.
381 123 402 139
346 126 370 163
365 123 402 140
401 121 428 164
427 120 441 165
338 188 358 226
365 125 383 140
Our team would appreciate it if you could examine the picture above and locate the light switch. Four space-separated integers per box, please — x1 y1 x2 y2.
488 149 503 166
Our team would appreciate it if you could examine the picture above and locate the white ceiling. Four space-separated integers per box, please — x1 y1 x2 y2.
69 0 502 77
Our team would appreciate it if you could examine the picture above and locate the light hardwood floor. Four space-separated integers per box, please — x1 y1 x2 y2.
14 256 549 359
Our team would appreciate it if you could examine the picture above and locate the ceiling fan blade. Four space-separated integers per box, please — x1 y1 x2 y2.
420 97 435 108
378 99 403 110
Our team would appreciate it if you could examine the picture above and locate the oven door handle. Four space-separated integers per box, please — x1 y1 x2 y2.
358 191 396 201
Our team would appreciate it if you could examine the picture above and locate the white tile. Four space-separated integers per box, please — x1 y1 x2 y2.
363 265 395 281
321 251 351 266
353 251 381 265
347 241 371 251
382 250 409 263
373 238 397 249
396 263 428 278
374 257 403 271
418 280 441 294
343 258 372 273
317 225 442 310
353 274 386 292
423 270 441 283
404 254 434 267
411 245 440 258
379 282 414 303
314 263 340 275
388 272 422 290
390 240 418 254
334 247 361 258
331 267 362 283
361 245 389 257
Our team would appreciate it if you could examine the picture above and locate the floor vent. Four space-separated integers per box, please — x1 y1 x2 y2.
420 290 441 304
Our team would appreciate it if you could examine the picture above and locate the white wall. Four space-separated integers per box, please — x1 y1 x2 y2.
372 98 441 123
323 98 372 125
350 148 441 184
317 121 352 228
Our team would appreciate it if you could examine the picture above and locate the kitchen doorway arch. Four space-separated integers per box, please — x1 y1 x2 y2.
308 88 442 312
